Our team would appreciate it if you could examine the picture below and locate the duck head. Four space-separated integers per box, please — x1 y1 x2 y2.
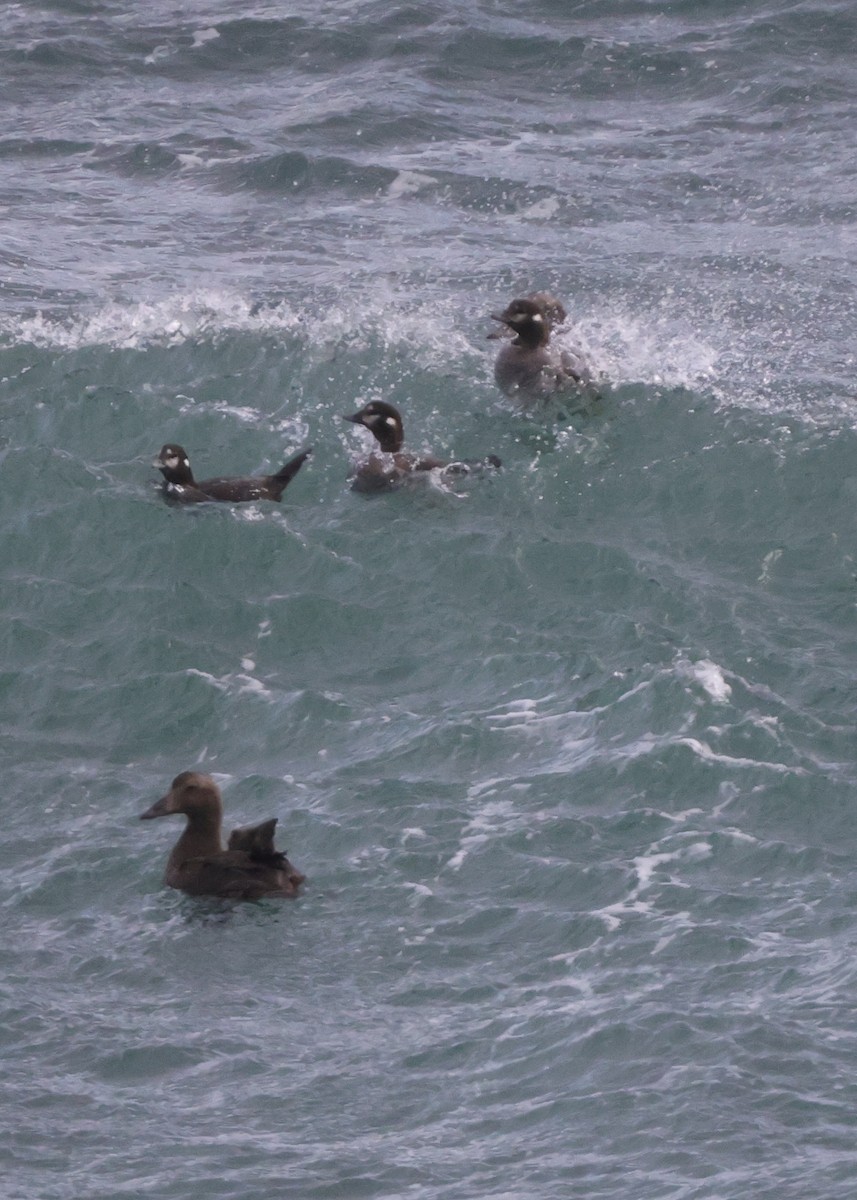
490 298 552 349
344 400 404 453
488 293 567 340
527 292 566 327
154 444 194 486
140 771 223 823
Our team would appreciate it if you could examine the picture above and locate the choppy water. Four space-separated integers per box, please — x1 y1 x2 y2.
3 2 857 1198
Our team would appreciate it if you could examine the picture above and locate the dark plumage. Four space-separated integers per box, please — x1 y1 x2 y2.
490 297 598 404
154 443 311 504
528 291 567 328
228 818 290 869
487 291 567 338
343 400 500 493
139 771 305 899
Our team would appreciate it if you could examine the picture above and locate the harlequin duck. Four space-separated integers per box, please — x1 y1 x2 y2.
154 443 312 504
139 771 305 899
343 400 501 493
490 297 598 404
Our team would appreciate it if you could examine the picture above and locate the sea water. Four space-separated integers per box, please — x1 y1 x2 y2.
3 3 857 1198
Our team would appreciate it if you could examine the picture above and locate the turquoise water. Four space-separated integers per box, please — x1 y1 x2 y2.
3 3 857 1198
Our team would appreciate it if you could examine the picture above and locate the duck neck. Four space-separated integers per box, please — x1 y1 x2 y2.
169 810 223 866
163 463 195 486
515 324 548 350
374 430 403 453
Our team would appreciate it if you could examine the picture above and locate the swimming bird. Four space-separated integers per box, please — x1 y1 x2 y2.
490 297 597 404
139 771 305 899
154 443 312 504
343 400 500 493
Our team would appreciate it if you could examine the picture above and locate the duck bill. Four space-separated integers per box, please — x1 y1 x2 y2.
139 792 174 820
343 412 365 426
488 313 514 340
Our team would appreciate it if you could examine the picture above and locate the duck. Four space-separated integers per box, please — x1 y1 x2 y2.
490 297 598 404
154 443 312 504
343 400 501 493
139 771 305 899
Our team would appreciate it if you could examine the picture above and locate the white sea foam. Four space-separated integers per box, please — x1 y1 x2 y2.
186 666 275 701
0 291 304 351
758 547 783 582
191 27 219 49
386 171 436 199
676 656 733 703
0 289 483 378
484 698 540 728
676 736 806 775
210 402 264 424
520 196 561 221
402 882 433 898
446 797 532 871
143 44 175 65
565 304 719 390
595 837 712 933
0 284 720 401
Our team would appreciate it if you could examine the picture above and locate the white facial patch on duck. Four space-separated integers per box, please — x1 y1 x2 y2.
363 412 397 432
163 452 186 469
509 311 541 330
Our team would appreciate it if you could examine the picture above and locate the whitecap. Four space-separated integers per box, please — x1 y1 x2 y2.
520 196 561 220
676 736 805 774
676 656 732 703
758 547 783 582
0 291 303 351
565 303 719 390
192 27 219 49
185 667 275 701
386 171 436 199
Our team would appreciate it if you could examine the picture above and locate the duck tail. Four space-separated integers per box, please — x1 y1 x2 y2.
271 447 313 496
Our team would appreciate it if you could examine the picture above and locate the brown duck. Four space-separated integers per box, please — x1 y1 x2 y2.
140 771 305 899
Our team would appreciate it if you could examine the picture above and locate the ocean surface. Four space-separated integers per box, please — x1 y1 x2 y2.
3 2 857 1197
